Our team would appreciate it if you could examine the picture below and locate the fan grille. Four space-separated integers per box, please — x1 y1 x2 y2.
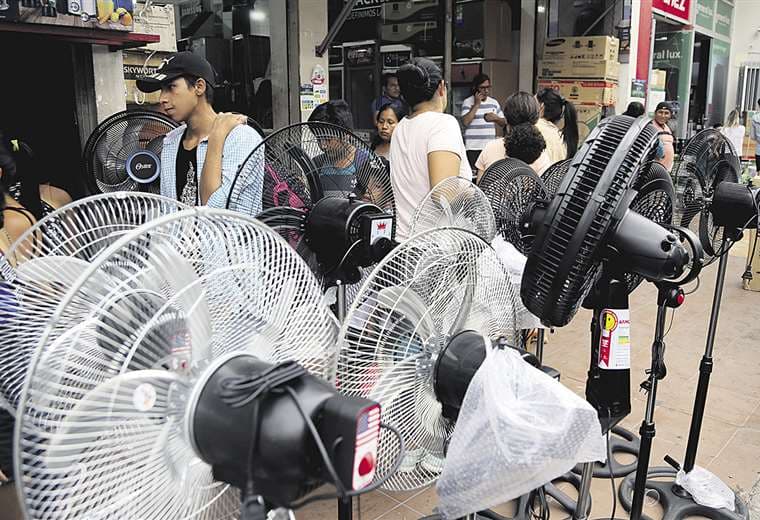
227 122 395 218
673 129 741 264
478 159 549 255
540 159 572 197
409 176 496 241
522 116 659 326
0 194 188 417
15 209 338 520
337 228 519 491
84 110 178 195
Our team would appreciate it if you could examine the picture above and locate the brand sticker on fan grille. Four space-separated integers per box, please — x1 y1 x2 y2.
133 383 158 412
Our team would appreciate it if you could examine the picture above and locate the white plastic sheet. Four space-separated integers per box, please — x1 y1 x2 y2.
491 236 543 330
436 346 606 519
676 466 736 511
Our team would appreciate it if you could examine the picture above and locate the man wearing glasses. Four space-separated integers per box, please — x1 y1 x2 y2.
461 73 506 168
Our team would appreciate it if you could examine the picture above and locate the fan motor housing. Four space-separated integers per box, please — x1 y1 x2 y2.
189 353 381 506
306 196 394 280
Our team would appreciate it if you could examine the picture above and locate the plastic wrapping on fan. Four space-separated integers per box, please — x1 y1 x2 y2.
491 235 543 330
436 346 606 519
675 466 736 511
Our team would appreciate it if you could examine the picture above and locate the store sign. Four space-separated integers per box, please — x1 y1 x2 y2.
695 0 715 30
714 0 732 37
652 0 692 24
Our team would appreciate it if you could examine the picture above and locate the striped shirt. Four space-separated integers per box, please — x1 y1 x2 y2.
461 95 504 150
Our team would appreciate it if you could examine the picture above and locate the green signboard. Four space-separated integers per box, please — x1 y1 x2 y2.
715 0 732 38
695 0 716 31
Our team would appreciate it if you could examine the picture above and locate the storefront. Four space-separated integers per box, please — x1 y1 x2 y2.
326 0 526 132
0 1 158 198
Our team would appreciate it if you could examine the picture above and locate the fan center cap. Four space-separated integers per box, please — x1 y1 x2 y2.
126 150 161 184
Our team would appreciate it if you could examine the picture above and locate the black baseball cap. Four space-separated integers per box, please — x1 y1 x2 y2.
136 52 217 93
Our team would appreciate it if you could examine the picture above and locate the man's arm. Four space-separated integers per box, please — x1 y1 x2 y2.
200 113 248 205
461 95 482 127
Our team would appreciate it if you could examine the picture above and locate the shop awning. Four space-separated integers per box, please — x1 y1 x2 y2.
0 22 159 50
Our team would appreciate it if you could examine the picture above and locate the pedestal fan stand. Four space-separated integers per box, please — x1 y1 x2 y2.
619 234 750 519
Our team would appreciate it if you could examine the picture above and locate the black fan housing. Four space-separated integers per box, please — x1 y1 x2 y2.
83 109 178 195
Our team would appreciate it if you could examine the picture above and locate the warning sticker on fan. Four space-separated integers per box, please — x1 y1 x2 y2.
598 309 630 370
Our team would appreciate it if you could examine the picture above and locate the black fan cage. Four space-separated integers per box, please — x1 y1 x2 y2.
673 129 741 262
478 158 549 255
83 109 178 195
540 159 572 198
226 122 395 219
522 115 660 327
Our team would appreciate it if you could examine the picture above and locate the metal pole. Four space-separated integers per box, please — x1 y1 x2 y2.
337 282 347 322
683 247 729 473
629 298 669 520
536 329 545 365
573 462 595 520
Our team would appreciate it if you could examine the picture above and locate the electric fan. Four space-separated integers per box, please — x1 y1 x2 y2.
409 176 496 241
336 226 606 519
226 122 396 314
478 158 549 256
521 115 701 520
0 193 188 418
83 109 179 195
13 208 395 520
619 129 757 520
540 159 572 198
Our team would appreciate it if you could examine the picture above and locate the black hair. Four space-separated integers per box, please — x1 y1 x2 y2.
471 73 491 93
537 88 578 158
712 122 723 129
655 101 672 113
372 103 408 148
308 100 354 129
382 72 399 89
396 58 443 108
0 137 44 220
183 75 214 104
375 102 408 123
505 123 546 165
757 98 760 107
504 91 540 127
623 102 645 118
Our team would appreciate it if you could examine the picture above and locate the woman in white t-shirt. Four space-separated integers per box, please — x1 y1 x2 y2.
390 58 472 241
721 109 745 157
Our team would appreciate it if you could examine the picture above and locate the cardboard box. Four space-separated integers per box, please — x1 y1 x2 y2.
123 51 171 106
651 69 667 91
538 59 620 81
543 35 619 62
576 104 604 143
537 79 618 107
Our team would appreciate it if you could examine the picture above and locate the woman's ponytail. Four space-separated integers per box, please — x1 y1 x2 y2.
561 99 579 158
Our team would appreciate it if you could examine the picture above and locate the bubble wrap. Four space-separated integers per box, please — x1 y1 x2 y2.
436 347 606 519
676 466 735 511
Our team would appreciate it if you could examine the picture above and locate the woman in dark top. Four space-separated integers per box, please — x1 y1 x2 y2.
371 102 408 160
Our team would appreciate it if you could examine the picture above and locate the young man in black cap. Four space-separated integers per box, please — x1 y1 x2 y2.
137 52 262 209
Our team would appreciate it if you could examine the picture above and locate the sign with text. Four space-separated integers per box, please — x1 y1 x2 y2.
714 0 732 38
695 0 715 31
652 0 691 24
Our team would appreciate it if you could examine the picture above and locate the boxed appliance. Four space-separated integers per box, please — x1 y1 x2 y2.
537 79 618 106
543 35 619 62
576 104 604 143
651 69 667 91
537 59 620 81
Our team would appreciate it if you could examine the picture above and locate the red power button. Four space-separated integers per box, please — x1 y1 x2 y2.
358 454 375 476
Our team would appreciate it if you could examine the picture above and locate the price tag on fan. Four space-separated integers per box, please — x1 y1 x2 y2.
598 309 631 370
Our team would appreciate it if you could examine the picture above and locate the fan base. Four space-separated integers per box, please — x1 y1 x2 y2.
571 426 641 478
618 467 749 520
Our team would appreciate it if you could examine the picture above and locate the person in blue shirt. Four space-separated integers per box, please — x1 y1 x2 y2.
371 73 409 122
136 52 262 208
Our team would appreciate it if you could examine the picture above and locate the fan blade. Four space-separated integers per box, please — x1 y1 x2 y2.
377 286 436 340
145 243 212 364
